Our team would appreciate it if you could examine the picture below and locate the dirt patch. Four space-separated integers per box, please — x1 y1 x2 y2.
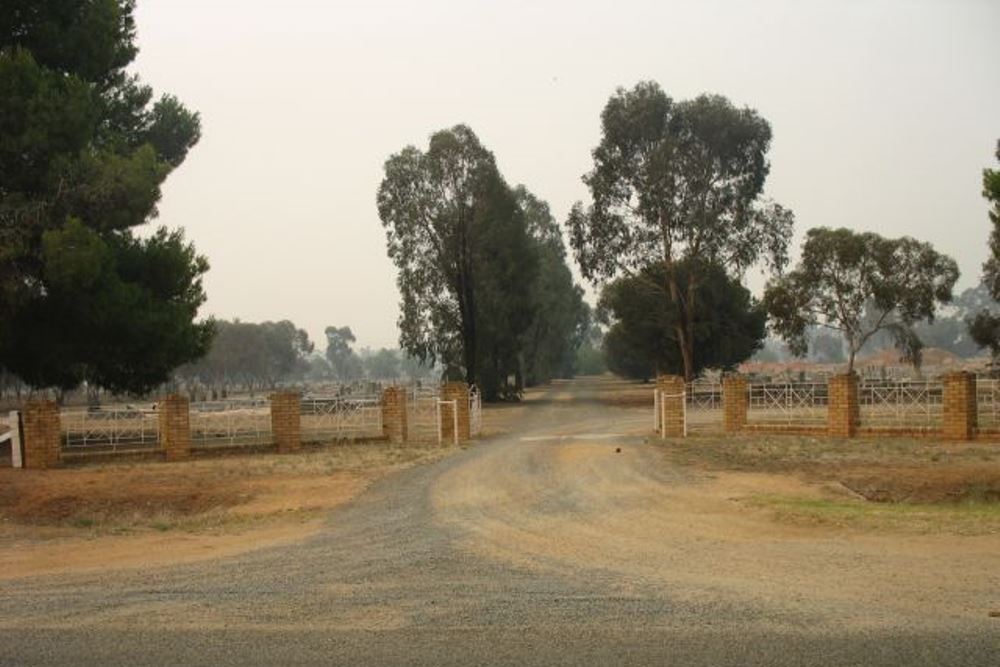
837 465 1000 504
0 442 454 579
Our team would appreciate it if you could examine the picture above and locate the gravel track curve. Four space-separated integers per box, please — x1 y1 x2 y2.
1 379 997 666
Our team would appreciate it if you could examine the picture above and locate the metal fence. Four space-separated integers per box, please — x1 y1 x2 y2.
190 399 271 448
976 378 1000 430
685 382 723 433
300 395 382 443
61 405 160 452
408 387 441 443
858 380 943 430
747 383 828 426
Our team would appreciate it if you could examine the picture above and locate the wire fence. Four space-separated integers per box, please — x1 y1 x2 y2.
61 405 160 452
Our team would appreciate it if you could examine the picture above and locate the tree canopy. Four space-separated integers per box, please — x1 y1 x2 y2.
0 0 211 393
324 326 363 380
764 227 959 372
178 320 312 392
968 140 1000 361
567 82 792 380
599 260 765 380
377 125 586 399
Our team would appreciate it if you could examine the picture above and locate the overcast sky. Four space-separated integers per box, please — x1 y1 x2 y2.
133 0 1000 351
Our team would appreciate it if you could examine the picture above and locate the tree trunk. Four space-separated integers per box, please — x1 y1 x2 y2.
683 272 698 382
666 270 694 382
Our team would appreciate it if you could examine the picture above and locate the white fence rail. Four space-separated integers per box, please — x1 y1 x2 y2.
858 381 943 430
300 396 382 443
976 378 1000 430
408 387 442 443
1 411 21 468
747 383 827 426
61 406 160 451
685 382 723 433
190 399 271 448
469 385 482 437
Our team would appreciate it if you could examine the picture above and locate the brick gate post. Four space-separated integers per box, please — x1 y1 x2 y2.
159 395 191 461
827 374 859 438
270 391 301 453
942 371 976 440
655 375 686 437
441 382 471 444
722 376 748 433
381 386 408 444
22 400 61 469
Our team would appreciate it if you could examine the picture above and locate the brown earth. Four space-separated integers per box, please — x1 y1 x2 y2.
0 443 454 579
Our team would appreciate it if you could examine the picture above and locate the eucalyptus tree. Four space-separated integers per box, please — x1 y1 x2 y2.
0 0 211 393
325 326 363 380
377 125 539 398
764 227 959 372
968 141 1000 361
568 82 793 380
515 186 588 387
378 125 497 384
599 260 766 380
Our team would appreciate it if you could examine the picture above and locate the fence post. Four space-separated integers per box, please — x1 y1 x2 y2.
722 375 748 433
441 382 471 444
942 371 976 440
656 375 685 438
159 395 191 461
22 401 61 469
381 386 408 444
9 411 23 469
271 391 301 453
827 373 859 438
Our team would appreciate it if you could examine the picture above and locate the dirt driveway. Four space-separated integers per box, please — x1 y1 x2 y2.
1 378 998 666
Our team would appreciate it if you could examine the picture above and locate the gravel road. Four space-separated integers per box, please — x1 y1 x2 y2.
2 379 997 666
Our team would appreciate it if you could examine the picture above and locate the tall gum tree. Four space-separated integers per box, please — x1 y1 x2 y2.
568 82 793 381
377 125 495 384
764 227 959 372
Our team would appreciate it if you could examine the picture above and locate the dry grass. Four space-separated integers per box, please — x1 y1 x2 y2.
0 442 453 538
663 432 1000 533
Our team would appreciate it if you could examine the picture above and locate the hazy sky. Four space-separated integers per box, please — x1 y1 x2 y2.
133 0 1000 351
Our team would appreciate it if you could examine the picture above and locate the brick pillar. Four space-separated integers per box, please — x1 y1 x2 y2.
441 382 471 444
827 373 859 438
158 394 191 461
270 391 301 453
723 375 748 433
381 386 408 443
656 375 686 437
22 400 60 469
942 371 976 440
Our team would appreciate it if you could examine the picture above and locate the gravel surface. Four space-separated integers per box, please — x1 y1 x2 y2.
2 380 998 666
